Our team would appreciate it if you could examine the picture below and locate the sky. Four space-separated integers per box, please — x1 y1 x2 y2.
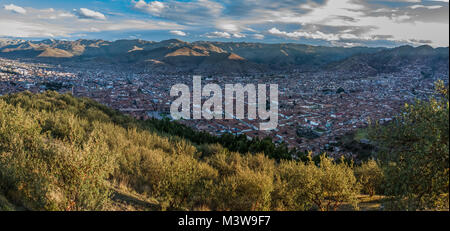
0 0 448 47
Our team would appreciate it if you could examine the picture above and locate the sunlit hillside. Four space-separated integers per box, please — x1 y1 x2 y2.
0 88 448 211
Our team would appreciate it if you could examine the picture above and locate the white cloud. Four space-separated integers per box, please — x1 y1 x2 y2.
0 20 69 38
330 41 363 48
252 34 265 40
359 16 449 47
0 7 183 39
132 0 165 14
101 20 183 31
232 33 246 38
41 8 55 13
217 23 240 33
170 30 187 36
204 31 232 39
4 4 27 14
76 8 106 20
203 32 245 39
409 5 443 9
37 9 75 20
268 28 341 41
259 0 449 46
58 12 75 18
132 0 224 24
267 27 394 44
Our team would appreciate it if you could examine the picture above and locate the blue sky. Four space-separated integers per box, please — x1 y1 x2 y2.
0 0 448 47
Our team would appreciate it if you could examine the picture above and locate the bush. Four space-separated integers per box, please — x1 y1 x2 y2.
212 167 274 211
0 100 117 210
354 160 384 197
114 132 217 210
271 161 315 211
205 151 275 211
272 155 360 211
206 150 245 177
307 155 360 211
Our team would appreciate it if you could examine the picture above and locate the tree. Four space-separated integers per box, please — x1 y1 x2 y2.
308 155 360 211
369 81 449 210
272 154 360 211
354 159 384 197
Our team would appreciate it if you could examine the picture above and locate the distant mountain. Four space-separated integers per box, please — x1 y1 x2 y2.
0 38 448 75
0 38 26 48
0 39 266 73
38 48 74 58
328 45 449 76
204 41 385 71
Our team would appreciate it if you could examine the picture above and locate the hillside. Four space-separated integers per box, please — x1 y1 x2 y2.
2 39 447 74
328 45 450 75
1 90 448 211
0 91 366 211
0 39 265 74
207 41 384 71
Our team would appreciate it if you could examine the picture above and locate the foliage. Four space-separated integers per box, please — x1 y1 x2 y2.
354 159 384 197
307 155 360 211
272 154 360 211
4 89 444 211
213 168 274 211
271 160 315 211
1 91 294 161
0 100 117 210
369 81 449 210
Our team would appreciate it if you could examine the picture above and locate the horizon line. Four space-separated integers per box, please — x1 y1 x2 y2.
1 37 449 50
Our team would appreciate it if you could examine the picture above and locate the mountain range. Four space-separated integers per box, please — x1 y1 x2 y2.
0 38 448 75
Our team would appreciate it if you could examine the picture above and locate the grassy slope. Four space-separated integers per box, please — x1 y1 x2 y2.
0 91 200 211
0 91 382 211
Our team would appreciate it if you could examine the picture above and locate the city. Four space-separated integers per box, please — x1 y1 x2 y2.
1 56 446 158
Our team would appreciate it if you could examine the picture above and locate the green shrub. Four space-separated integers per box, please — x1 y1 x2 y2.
0 100 117 210
206 150 244 177
354 159 384 197
272 155 360 211
272 160 314 211
206 152 275 211
308 155 360 211
114 135 217 210
212 167 274 211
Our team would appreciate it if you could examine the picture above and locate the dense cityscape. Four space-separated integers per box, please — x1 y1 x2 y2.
1 57 446 158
